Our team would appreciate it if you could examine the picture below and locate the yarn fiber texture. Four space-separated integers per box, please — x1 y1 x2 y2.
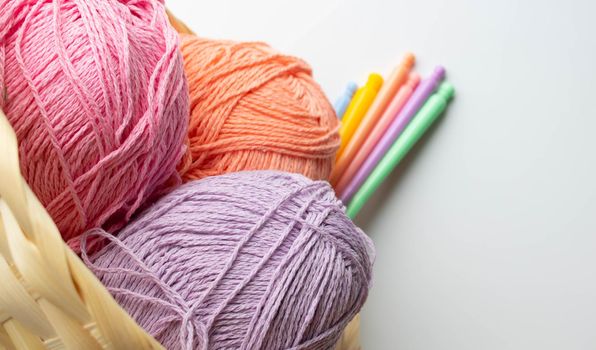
177 34 340 181
0 0 189 251
84 170 374 350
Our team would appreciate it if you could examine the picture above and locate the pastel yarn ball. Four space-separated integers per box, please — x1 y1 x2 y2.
0 0 189 251
84 170 374 350
177 35 340 181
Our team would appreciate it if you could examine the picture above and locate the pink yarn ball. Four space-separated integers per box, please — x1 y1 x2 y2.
0 0 189 252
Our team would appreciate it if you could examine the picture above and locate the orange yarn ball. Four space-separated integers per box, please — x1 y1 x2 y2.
177 34 340 181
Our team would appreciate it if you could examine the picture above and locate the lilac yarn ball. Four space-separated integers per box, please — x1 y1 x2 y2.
83 170 374 350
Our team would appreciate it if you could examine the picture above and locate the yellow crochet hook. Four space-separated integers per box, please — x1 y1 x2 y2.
337 73 383 157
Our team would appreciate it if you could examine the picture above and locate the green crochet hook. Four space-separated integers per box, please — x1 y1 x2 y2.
346 82 454 219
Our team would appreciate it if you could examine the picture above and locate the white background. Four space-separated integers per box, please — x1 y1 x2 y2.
167 0 596 348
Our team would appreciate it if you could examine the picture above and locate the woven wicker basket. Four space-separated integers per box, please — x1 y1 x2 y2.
0 107 361 350
0 11 363 350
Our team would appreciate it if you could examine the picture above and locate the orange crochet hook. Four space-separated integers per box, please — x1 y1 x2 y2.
331 53 415 185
